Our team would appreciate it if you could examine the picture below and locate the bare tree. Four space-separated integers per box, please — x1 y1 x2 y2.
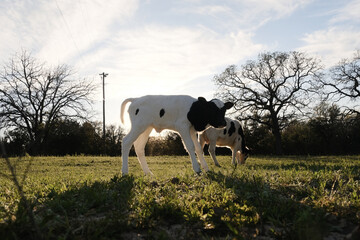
0 50 96 154
322 50 360 115
214 51 322 154
326 50 360 99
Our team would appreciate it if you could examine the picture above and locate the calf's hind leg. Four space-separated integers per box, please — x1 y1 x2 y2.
121 126 148 175
133 127 153 175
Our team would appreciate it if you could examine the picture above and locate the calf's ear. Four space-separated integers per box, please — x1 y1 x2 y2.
224 102 234 109
245 146 252 153
198 97 207 102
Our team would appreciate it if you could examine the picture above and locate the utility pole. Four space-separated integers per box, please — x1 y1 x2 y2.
100 72 108 154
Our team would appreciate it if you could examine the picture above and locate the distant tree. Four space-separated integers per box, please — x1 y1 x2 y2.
242 119 274 154
45 119 83 155
144 132 187 156
165 132 187 155
282 120 311 154
215 51 322 154
313 101 342 124
79 121 102 155
322 50 360 114
325 50 360 99
2 128 29 156
0 51 96 154
308 102 349 154
105 124 125 156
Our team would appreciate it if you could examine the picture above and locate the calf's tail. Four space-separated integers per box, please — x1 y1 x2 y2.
120 98 136 124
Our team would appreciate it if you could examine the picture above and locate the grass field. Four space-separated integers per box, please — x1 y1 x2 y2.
1 155 360 239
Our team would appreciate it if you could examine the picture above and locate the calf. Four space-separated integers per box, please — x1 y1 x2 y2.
120 95 233 175
199 117 249 167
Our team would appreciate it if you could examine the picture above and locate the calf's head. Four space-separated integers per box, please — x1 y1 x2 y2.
237 146 251 164
187 97 233 131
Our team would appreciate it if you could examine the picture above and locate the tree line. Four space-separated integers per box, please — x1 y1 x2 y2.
3 120 125 156
2 102 359 156
245 102 360 155
1 50 359 156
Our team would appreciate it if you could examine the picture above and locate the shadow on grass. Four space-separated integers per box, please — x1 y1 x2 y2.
206 170 358 240
205 171 327 239
1 175 198 240
1 175 135 240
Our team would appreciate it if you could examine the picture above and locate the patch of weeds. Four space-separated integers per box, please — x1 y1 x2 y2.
294 207 330 240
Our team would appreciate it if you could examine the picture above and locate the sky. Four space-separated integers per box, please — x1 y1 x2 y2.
1 0 360 128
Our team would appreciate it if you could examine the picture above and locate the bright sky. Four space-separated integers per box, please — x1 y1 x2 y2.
1 0 360 127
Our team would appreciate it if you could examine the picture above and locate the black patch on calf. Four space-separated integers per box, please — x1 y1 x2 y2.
159 109 165 118
135 109 139 115
187 97 230 131
228 121 235 136
206 102 227 128
238 126 244 136
187 97 209 131
223 129 227 135
237 124 248 153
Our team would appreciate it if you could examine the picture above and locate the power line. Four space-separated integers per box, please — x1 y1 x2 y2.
54 0 83 63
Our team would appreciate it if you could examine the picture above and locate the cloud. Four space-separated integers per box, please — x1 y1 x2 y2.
186 4 232 16
330 0 360 24
0 0 139 65
177 0 312 31
242 0 311 18
81 25 264 100
297 0 360 68
298 27 360 67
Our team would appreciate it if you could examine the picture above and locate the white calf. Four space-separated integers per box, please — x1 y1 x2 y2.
199 117 249 167
120 95 233 175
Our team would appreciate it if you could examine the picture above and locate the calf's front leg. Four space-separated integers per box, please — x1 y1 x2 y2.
178 128 201 174
231 148 237 165
190 128 209 172
208 141 221 167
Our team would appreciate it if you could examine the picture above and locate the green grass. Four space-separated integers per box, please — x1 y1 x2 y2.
1 155 360 239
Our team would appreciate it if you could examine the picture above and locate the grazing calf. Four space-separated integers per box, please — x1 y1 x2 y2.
199 117 249 167
120 95 233 175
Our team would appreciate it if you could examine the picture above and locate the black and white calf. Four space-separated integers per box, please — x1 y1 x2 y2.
199 117 249 167
120 95 233 175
